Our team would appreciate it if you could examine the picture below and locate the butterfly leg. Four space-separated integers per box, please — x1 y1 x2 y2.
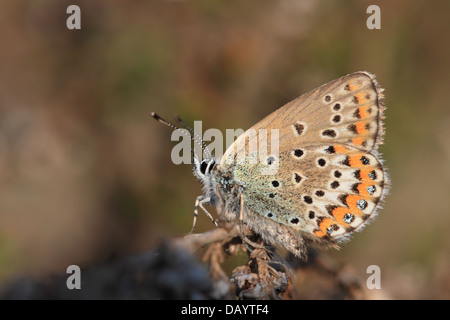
238 193 266 251
190 196 218 234
199 198 218 227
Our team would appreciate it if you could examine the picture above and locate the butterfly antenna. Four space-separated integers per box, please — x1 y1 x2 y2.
151 112 210 160
174 114 212 160
151 112 180 130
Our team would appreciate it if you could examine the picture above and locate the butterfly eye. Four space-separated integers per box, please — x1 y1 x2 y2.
200 161 208 174
199 159 215 175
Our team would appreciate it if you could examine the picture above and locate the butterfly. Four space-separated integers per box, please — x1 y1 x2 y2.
153 71 388 259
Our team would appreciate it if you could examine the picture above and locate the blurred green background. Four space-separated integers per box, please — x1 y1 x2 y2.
0 0 449 299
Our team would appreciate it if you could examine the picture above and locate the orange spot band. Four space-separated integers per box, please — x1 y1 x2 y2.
346 194 365 212
349 153 365 167
352 137 364 146
334 144 349 154
355 93 367 104
355 121 368 135
358 106 371 119
314 218 335 237
360 167 375 180
357 181 374 197
332 207 353 225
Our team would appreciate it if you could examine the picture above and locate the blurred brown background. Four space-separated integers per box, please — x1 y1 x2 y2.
0 0 449 299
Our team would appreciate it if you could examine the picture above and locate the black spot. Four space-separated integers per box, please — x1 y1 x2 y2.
354 169 361 180
290 218 299 224
352 96 359 104
365 123 371 131
342 156 351 166
352 183 360 194
344 84 350 91
303 196 313 204
372 196 380 206
353 109 361 119
331 181 340 189
333 103 341 111
327 224 339 235
294 173 302 183
332 115 341 123
293 149 304 157
294 122 304 135
326 205 338 215
357 199 368 210
272 180 280 187
348 124 358 134
267 212 273 218
334 170 342 178
324 95 332 102
339 194 349 206
369 170 377 180
315 190 325 197
322 129 337 138
317 158 326 167
366 94 371 100
267 156 275 165
343 213 355 224
308 211 315 219
269 193 275 198
360 156 370 165
325 146 335 154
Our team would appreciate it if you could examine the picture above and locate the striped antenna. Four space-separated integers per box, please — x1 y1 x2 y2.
174 115 212 160
151 112 211 160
